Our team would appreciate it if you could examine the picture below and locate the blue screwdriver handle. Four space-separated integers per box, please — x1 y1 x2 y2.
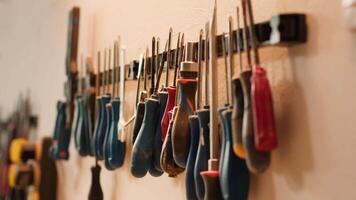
185 115 200 200
220 109 250 200
194 108 210 199
131 98 159 178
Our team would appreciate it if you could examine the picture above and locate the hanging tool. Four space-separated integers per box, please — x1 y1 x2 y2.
88 165 103 200
231 7 246 159
131 37 161 178
194 22 211 200
131 52 148 144
92 49 112 160
246 0 278 151
161 32 179 142
160 34 185 177
105 39 126 169
150 39 169 177
240 0 270 174
50 7 80 160
218 17 250 200
171 38 198 168
185 29 203 200
75 55 92 156
200 1 223 199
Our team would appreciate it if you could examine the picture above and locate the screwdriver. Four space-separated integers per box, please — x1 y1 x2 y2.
160 34 185 177
88 164 103 200
172 39 198 168
194 22 211 200
161 31 179 142
75 55 91 156
240 0 270 174
131 51 148 144
219 16 250 200
92 49 112 160
246 0 278 151
131 37 161 178
185 29 204 200
150 39 169 177
105 40 126 169
200 1 223 199
231 7 247 159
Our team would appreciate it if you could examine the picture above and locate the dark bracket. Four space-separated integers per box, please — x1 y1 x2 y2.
95 13 307 84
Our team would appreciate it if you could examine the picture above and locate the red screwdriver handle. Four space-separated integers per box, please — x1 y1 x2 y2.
161 86 177 141
251 66 278 151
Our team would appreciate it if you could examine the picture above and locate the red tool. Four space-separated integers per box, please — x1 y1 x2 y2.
246 0 278 151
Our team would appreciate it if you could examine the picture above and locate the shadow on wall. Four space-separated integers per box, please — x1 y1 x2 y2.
249 15 316 199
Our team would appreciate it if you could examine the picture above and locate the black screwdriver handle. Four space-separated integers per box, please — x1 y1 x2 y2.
88 165 103 200
240 71 270 173
131 102 145 144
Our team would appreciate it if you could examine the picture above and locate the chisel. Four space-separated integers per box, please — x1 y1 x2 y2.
185 29 204 200
131 37 161 178
219 16 250 200
194 22 210 200
240 0 270 174
105 40 126 169
93 49 112 160
246 0 278 151
200 1 223 199
231 7 246 159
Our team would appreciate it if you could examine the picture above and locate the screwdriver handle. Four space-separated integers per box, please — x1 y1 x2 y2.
72 97 80 151
93 95 111 160
75 97 91 156
49 101 70 160
201 170 223 200
161 86 177 141
91 97 101 157
251 66 278 151
219 109 250 200
231 78 246 158
172 79 197 168
103 103 114 170
105 98 125 170
185 116 200 200
131 98 159 178
194 109 210 199
240 71 270 174
160 108 184 177
149 92 168 176
88 165 103 200
131 102 145 144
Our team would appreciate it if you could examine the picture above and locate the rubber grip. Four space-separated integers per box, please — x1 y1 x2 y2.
240 71 270 174
72 96 80 150
106 98 126 170
131 102 145 144
219 109 250 200
91 97 102 158
103 102 114 170
172 79 197 168
161 86 177 141
218 106 229 174
160 108 184 177
231 77 246 159
93 95 111 160
131 98 159 178
88 165 103 200
50 101 70 160
76 97 91 156
185 115 200 200
201 171 223 200
149 92 168 176
194 108 210 199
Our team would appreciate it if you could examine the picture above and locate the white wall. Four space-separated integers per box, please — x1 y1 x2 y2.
1 0 356 199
